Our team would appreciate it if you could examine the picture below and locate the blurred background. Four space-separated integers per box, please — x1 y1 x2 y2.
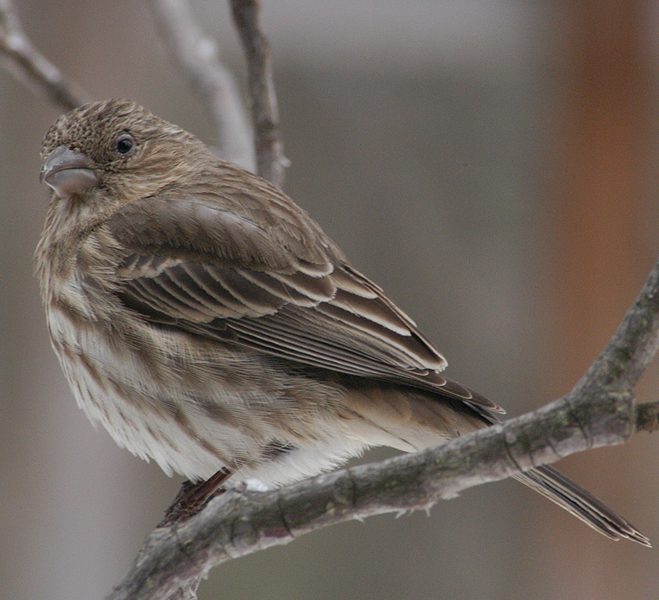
2 1 659 598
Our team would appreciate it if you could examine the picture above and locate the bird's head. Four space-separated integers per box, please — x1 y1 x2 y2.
40 99 210 207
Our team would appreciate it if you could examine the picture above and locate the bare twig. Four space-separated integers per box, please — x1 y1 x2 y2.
0 0 89 110
145 0 255 171
107 255 659 600
230 0 286 188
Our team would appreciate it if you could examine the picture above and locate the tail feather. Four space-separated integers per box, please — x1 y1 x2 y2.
350 386 650 546
514 465 650 546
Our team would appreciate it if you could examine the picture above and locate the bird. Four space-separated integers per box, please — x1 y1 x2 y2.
35 98 649 544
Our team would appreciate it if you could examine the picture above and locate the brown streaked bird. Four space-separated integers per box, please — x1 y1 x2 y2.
35 99 649 544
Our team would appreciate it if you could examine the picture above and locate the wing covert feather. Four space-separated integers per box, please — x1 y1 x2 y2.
108 190 503 416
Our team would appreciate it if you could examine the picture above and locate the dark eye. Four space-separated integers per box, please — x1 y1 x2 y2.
115 133 136 156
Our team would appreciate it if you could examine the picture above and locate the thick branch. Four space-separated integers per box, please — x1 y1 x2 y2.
146 0 255 171
108 391 657 600
0 0 89 110
230 0 286 188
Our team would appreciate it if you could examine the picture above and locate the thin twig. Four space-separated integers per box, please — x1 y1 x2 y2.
0 0 89 110
107 254 659 599
145 0 255 171
230 0 286 188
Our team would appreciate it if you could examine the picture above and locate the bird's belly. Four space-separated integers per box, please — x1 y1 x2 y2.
46 305 273 479
45 305 372 484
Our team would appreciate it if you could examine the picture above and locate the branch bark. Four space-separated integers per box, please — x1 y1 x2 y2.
0 0 89 110
106 254 659 600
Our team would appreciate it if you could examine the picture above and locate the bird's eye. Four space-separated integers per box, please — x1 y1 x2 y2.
114 133 136 156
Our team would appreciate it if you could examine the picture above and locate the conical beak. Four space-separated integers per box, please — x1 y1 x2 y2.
40 145 99 198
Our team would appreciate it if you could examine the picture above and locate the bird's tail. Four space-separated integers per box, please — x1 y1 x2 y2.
514 465 650 546
347 385 650 546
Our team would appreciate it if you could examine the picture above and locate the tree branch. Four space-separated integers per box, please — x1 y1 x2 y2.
145 0 255 171
106 254 659 600
0 0 89 110
229 0 286 188
572 251 659 395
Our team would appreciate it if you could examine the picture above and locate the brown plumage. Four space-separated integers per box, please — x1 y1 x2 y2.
35 99 649 544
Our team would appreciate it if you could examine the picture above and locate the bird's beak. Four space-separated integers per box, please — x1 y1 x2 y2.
40 145 99 199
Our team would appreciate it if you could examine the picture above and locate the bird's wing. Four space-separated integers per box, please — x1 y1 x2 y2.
107 187 503 418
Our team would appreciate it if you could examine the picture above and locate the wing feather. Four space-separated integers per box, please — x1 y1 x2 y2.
108 190 503 417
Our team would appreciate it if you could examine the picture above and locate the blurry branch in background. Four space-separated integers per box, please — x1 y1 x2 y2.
229 0 286 188
109 252 659 600
146 0 286 186
0 0 89 110
0 0 284 186
145 0 256 172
